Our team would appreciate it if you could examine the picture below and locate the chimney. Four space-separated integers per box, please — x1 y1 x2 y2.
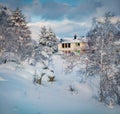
74 34 77 40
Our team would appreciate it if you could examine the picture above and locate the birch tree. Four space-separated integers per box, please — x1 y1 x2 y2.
87 12 120 106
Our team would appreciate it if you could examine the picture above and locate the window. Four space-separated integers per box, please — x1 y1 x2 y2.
62 43 71 48
62 43 64 48
68 50 71 53
65 43 67 48
78 43 80 46
76 43 80 46
68 43 71 48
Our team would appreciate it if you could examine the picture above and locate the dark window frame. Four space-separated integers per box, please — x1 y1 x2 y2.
78 43 80 46
76 43 80 46
68 43 71 48
65 43 67 48
62 43 64 48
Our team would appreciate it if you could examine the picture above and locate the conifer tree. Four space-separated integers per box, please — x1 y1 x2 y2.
11 8 32 60
39 26 58 53
0 5 14 54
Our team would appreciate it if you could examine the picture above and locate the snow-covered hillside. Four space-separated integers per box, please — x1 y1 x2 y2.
0 54 120 114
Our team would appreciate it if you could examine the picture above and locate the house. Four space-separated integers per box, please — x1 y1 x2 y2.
58 38 89 54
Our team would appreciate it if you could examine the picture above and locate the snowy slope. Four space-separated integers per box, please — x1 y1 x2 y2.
0 55 120 114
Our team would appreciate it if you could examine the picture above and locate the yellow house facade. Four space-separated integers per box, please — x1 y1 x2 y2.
58 39 89 54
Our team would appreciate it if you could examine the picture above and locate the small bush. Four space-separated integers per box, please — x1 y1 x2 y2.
48 76 55 82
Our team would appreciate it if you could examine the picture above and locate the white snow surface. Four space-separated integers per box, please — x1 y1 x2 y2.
0 54 120 114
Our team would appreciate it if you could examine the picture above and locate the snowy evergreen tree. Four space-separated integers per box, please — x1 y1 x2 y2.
39 26 58 53
11 8 33 60
0 5 13 53
29 26 58 67
0 6 33 62
39 26 48 45
87 12 120 106
0 5 21 63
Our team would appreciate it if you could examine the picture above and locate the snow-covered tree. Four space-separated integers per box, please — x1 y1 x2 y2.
0 5 13 53
87 12 120 106
11 8 33 60
39 26 58 53
0 6 33 62
11 8 31 40
39 26 48 45
29 26 58 65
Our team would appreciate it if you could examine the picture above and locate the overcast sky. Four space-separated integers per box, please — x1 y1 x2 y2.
0 0 120 39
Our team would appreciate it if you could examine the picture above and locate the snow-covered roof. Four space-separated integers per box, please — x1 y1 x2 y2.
60 38 88 43
62 39 81 43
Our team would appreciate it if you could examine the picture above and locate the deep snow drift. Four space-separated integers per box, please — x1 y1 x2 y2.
0 54 120 114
